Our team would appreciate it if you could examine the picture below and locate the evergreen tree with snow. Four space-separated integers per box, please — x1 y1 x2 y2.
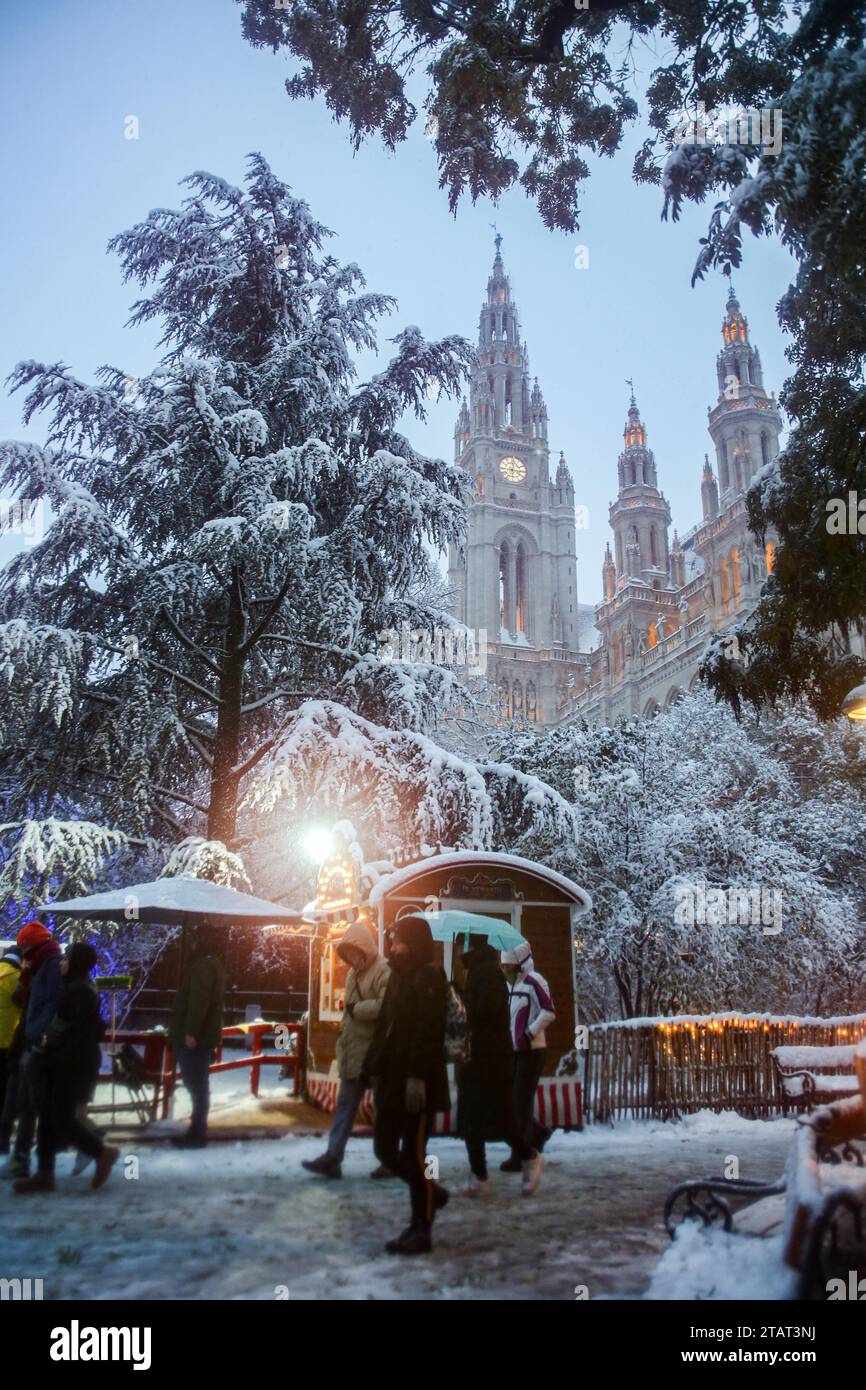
0 156 571 891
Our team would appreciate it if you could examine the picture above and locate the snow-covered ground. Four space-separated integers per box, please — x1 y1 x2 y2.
0 1092 799 1301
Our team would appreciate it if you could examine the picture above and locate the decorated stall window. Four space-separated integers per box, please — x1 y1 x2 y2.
319 935 348 1022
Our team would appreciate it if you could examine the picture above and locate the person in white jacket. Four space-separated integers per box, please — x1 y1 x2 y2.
500 941 556 1172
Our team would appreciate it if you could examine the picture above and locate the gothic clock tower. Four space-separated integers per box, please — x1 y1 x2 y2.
447 238 581 725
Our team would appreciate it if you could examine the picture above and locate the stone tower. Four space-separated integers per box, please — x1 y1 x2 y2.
708 285 782 503
609 392 672 588
447 237 582 725
694 286 784 625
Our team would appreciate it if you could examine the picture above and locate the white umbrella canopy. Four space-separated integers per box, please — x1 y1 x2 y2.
40 876 301 928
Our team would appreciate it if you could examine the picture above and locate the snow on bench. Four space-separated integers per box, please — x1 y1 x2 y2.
771 1043 860 1114
665 1093 866 1298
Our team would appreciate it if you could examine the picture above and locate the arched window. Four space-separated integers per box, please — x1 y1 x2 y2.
719 555 731 613
515 543 527 634
498 682 510 721
613 632 623 681
720 445 730 492
512 681 524 718
527 682 538 722
499 541 510 633
765 540 776 575
650 529 657 565
731 547 741 605
761 432 770 469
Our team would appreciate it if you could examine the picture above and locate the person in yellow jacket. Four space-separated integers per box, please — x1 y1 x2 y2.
0 947 22 1153
302 921 390 1180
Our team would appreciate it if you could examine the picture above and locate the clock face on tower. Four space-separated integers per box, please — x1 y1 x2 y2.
499 455 526 483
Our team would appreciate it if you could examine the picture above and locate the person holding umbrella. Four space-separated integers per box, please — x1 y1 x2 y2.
170 925 225 1148
455 934 543 1197
364 916 450 1255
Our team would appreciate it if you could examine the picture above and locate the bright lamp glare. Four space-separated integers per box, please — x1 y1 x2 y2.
303 828 333 862
842 683 866 723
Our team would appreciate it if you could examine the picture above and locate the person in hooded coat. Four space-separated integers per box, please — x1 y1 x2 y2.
170 925 225 1149
364 915 450 1255
0 946 22 1151
1 920 63 1181
456 937 543 1197
14 942 120 1195
302 920 390 1180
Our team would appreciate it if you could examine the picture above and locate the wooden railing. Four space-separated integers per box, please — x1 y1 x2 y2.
91 1021 304 1125
583 1013 866 1123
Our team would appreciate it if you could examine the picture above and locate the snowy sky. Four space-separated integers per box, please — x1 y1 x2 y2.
0 0 796 604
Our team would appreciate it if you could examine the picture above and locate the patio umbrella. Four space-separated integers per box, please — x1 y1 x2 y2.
41 876 301 928
40 877 302 1123
415 909 526 953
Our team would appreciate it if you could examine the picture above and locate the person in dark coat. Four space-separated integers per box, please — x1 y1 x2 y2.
364 915 450 1255
0 920 63 1180
15 942 120 1194
169 926 225 1149
456 937 544 1197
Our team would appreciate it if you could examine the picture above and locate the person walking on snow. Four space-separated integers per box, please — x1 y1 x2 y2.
0 946 22 1150
500 941 556 1172
364 916 450 1256
1 921 63 1180
302 921 390 1180
457 937 543 1197
170 926 225 1149
15 942 120 1194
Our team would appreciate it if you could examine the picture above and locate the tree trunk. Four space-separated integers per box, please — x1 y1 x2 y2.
208 568 245 845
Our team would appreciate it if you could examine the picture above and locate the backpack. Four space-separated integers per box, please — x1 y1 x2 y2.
444 981 468 1064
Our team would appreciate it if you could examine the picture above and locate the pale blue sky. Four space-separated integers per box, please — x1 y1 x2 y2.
0 0 796 602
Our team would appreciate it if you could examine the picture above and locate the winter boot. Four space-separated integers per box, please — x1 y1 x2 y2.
92 1145 120 1191
432 1183 450 1213
369 1164 396 1179
301 1153 342 1179
73 1150 95 1176
521 1152 544 1196
459 1173 492 1198
14 1170 56 1195
385 1221 432 1256
171 1133 208 1150
499 1154 523 1173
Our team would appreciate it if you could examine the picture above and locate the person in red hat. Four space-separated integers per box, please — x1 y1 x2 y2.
0 921 63 1181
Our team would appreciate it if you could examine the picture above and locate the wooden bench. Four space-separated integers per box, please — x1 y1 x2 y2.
771 1044 860 1115
665 1078 866 1299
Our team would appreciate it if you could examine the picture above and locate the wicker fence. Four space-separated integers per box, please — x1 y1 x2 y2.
583 1012 866 1123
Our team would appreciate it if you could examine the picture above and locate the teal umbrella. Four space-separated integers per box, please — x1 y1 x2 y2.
418 909 526 953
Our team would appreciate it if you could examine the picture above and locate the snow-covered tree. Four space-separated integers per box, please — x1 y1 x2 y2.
495 689 864 1019
243 698 577 863
0 156 479 859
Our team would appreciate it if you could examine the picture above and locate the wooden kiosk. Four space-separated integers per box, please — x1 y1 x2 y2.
304 844 592 1131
